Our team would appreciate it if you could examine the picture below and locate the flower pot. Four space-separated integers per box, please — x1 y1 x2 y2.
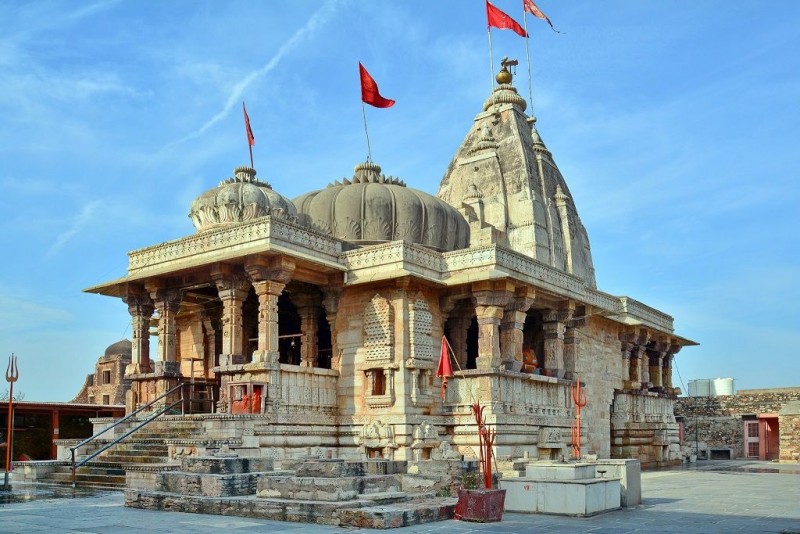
455 488 506 522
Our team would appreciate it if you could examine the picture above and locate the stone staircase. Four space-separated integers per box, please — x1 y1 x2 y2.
27 417 215 489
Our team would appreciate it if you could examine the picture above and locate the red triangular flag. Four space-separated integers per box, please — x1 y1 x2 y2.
242 102 255 146
523 0 561 33
437 336 454 400
359 63 395 109
486 1 527 38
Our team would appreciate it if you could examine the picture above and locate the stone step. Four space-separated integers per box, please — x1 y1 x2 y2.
360 491 410 505
44 471 127 486
257 474 401 502
101 455 170 464
339 497 457 529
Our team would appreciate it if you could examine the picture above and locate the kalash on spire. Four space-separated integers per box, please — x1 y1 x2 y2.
436 57 596 288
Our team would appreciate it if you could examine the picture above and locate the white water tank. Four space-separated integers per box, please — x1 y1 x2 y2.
688 379 711 397
711 377 735 396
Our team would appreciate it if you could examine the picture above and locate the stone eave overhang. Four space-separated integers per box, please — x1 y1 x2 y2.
85 217 344 297
341 241 694 342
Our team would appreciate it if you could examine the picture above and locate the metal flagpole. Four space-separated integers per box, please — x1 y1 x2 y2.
523 11 535 116
487 27 496 94
248 143 254 169
361 101 373 162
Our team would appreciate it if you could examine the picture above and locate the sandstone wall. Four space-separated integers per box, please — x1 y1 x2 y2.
778 401 800 463
675 389 800 417
577 316 623 458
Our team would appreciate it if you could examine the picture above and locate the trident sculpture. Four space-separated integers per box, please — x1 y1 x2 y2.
4 353 19 489
571 379 587 460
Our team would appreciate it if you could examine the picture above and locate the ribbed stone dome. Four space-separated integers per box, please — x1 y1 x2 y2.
189 166 298 233
104 339 132 357
294 162 469 252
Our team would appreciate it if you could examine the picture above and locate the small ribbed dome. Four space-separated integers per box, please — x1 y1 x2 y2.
483 83 527 112
105 339 132 357
189 166 298 233
294 162 469 252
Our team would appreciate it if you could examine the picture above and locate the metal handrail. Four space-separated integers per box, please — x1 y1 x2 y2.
69 382 184 488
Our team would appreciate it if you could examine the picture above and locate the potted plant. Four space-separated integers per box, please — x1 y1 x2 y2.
454 404 506 522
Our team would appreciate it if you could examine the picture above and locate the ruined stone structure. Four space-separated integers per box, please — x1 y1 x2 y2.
675 387 800 461
71 340 137 406
86 65 694 469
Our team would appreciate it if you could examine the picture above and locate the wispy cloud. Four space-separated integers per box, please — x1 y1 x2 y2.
164 0 342 149
47 200 103 257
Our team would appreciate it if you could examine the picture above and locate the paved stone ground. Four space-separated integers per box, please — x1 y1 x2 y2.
1 461 799 533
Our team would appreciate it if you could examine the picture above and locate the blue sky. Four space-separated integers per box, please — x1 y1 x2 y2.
1 1 798 401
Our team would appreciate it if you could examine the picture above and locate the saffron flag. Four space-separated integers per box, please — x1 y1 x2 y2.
437 336 454 400
486 1 527 38
523 0 561 33
359 63 395 108
243 102 255 146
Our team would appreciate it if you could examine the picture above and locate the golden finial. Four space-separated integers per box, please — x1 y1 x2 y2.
496 56 518 85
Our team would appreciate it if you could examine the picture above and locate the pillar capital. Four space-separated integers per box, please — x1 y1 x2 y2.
244 257 295 285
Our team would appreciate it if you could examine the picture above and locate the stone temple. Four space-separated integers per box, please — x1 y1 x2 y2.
85 65 694 472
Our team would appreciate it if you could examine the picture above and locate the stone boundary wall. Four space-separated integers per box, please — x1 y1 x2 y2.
779 401 800 462
675 389 800 418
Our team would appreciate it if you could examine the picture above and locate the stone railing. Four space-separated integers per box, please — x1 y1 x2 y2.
619 297 674 333
128 217 343 274
277 365 338 414
444 370 574 425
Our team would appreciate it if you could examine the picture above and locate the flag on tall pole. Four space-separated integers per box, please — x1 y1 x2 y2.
242 102 255 168
486 1 528 37
437 336 454 400
359 63 395 108
358 62 394 162
523 0 561 33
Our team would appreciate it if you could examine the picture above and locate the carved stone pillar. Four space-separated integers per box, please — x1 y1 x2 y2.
212 269 249 365
150 288 182 367
620 341 633 384
473 286 511 371
563 324 580 380
648 344 665 390
245 258 295 364
500 310 525 370
294 293 321 368
628 345 643 388
124 287 154 375
542 310 570 378
663 344 681 391
639 346 651 390
475 306 503 370
500 289 534 371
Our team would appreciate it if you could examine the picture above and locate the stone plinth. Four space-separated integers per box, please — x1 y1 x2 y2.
525 461 596 480
596 459 641 507
501 477 620 516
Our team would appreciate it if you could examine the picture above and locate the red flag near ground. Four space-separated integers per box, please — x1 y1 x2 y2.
359 63 395 108
242 102 255 146
437 336 454 400
486 1 527 38
523 0 561 33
